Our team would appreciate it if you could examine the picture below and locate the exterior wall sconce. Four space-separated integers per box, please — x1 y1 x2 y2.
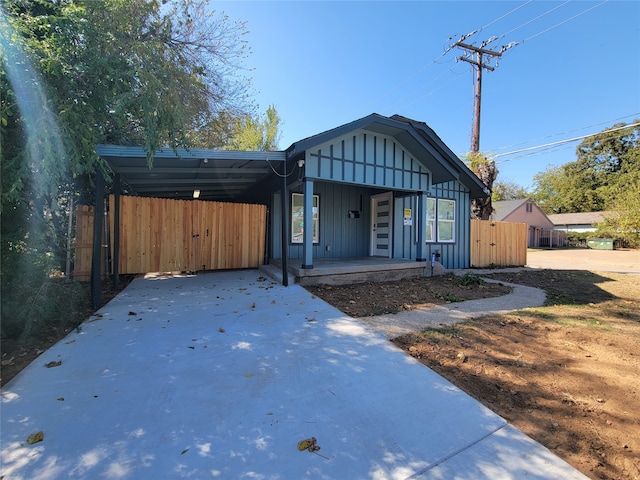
193 190 200 199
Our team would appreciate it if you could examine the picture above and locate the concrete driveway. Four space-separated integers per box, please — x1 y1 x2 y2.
1 270 586 479
526 248 640 273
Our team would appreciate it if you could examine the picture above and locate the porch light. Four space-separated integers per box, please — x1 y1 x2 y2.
193 190 200 199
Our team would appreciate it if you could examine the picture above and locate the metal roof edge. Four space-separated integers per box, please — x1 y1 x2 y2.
96 145 286 162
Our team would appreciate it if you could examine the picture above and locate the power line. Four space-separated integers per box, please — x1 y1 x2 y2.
493 121 640 164
523 0 609 43
371 1 536 111
500 1 571 39
477 0 534 31
490 113 640 153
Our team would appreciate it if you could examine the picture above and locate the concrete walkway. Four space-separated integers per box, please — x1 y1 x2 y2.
361 273 547 339
1 270 585 479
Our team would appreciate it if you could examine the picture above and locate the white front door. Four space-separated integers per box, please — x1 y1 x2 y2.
371 192 393 257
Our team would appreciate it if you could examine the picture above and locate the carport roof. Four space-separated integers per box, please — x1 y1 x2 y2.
97 145 285 202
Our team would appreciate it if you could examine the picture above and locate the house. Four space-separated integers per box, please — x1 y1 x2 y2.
96 113 489 288
492 199 566 248
548 211 614 233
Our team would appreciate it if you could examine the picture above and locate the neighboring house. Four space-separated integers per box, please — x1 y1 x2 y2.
97 113 489 282
492 199 565 247
548 211 614 233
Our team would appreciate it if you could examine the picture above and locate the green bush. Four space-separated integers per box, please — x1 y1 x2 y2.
459 273 485 286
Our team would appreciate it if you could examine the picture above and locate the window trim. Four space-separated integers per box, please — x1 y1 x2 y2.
290 192 320 244
425 197 456 243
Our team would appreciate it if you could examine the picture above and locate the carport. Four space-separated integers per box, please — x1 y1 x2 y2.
93 145 290 307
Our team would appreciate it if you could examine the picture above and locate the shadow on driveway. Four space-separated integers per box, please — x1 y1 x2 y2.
1 270 586 479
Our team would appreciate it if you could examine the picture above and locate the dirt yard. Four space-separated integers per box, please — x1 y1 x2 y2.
311 269 639 480
2 267 638 479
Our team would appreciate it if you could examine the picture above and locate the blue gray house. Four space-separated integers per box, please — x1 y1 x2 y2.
97 113 488 288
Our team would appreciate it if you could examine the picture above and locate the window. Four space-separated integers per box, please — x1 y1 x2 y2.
426 198 436 242
526 202 533 213
291 193 319 244
425 198 455 243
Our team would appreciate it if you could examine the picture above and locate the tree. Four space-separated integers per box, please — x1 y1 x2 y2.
531 121 639 214
491 180 528 202
227 105 282 151
1 0 254 339
466 152 498 220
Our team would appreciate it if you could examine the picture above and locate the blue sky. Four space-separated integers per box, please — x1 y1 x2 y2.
217 1 640 189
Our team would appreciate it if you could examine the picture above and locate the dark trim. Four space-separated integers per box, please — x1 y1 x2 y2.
91 171 105 310
301 264 314 269
280 161 288 287
112 174 121 290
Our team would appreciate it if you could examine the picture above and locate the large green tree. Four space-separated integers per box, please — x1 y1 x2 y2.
531 121 639 215
1 0 256 338
491 179 529 202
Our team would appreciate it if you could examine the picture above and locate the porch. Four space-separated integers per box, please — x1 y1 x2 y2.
262 257 430 286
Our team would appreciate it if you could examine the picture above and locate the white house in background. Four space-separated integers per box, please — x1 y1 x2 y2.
548 211 615 233
492 199 566 247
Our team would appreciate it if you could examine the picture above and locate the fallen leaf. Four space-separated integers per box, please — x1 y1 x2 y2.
45 360 62 368
128 311 137 316
181 449 189 455
218 326 225 333
57 397 64 401
27 431 44 444
308 318 317 323
1 357 15 366
65 340 76 344
187 346 195 350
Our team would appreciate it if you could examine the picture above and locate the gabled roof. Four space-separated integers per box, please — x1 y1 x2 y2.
548 211 615 226
492 199 531 221
285 113 489 199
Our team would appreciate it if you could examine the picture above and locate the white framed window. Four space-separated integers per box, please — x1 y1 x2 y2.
425 198 456 243
291 193 319 244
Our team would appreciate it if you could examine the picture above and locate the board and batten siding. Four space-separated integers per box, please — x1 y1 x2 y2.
271 182 372 261
305 130 430 192
425 181 472 269
272 179 472 269
392 180 472 269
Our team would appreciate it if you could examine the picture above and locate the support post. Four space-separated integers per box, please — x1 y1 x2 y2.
280 161 289 286
112 173 121 290
91 170 105 309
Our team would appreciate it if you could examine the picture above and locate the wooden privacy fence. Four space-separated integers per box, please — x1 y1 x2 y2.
470 220 527 268
74 196 267 278
73 205 97 281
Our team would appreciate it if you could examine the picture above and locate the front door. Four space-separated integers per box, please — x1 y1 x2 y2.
371 192 392 257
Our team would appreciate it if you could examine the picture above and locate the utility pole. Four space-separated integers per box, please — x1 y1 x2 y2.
454 40 503 153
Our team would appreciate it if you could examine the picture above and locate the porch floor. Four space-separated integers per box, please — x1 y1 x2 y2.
265 257 430 286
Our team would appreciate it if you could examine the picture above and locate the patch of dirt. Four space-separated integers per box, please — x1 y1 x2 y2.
311 269 640 479
1 276 134 387
305 273 512 317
